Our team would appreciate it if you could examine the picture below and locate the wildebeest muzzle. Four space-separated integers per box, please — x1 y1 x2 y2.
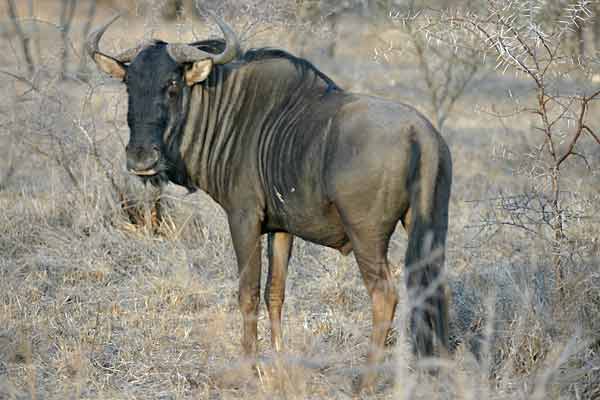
126 143 161 176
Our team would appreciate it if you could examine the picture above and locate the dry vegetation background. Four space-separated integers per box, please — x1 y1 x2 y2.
1 0 599 399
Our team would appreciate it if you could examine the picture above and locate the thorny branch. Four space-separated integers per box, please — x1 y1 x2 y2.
556 89 600 169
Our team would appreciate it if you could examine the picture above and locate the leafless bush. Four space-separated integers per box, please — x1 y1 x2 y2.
388 2 484 131
1 60 163 235
414 0 600 296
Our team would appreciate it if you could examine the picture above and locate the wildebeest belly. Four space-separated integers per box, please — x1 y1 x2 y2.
262 188 351 252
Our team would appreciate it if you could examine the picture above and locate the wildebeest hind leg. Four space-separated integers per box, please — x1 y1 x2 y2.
265 232 294 352
345 227 398 391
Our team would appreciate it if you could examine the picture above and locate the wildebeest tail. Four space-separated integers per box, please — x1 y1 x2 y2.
405 132 450 357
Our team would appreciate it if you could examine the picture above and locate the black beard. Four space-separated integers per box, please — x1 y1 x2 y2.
140 171 169 188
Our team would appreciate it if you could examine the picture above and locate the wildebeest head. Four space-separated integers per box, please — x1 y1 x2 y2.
86 12 239 184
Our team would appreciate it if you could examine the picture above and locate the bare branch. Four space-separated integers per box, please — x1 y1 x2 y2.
0 69 38 91
78 1 97 76
556 90 600 168
6 0 35 75
583 125 600 144
59 0 77 79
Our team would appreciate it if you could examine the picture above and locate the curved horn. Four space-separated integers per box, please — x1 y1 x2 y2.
85 13 121 60
87 14 154 64
166 10 239 65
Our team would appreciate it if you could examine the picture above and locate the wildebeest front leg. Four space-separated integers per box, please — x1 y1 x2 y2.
228 212 262 358
265 232 294 351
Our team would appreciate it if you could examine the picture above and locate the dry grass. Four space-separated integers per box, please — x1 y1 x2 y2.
1 1 600 399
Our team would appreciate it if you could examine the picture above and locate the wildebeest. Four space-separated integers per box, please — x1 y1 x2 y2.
87 11 452 389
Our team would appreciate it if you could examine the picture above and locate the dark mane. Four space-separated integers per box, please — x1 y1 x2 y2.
190 39 340 91
242 48 340 91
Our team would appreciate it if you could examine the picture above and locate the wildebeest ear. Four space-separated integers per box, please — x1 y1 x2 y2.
185 59 213 86
93 52 127 80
